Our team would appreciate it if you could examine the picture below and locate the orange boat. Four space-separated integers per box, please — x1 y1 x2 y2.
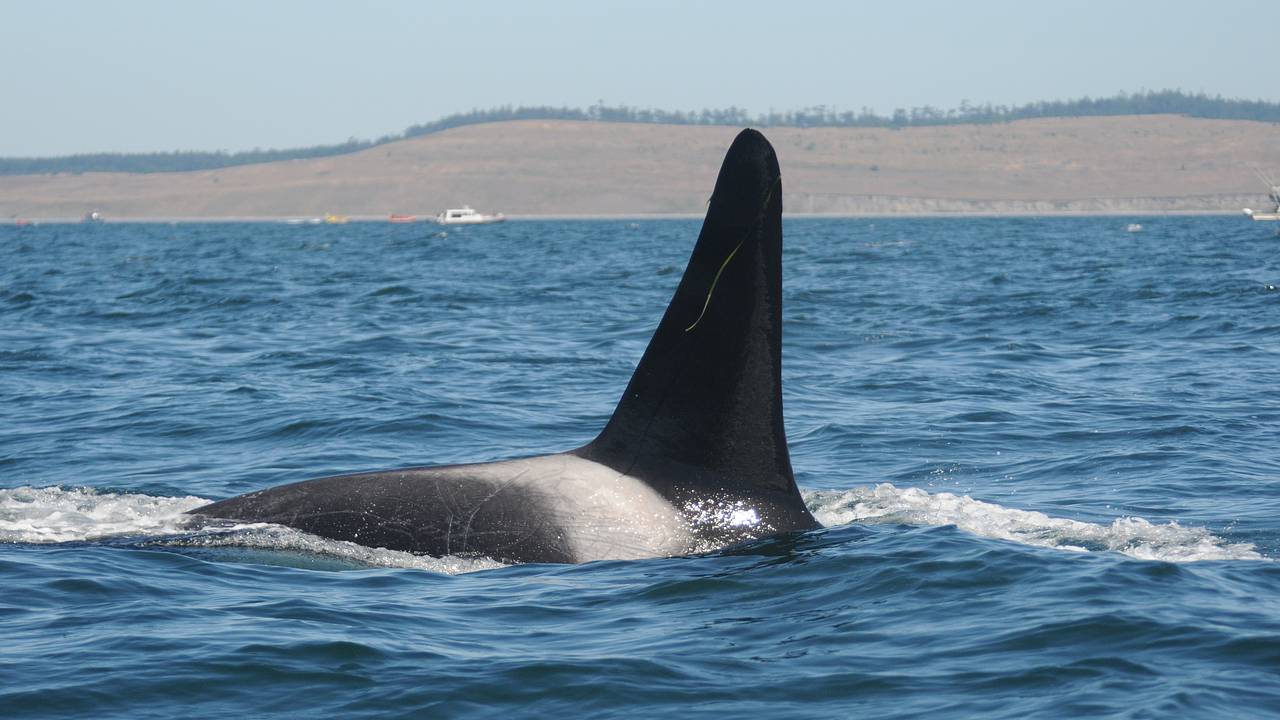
389 214 417 223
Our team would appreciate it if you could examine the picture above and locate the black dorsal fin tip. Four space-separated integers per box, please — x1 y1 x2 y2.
580 129 798 505
707 128 782 230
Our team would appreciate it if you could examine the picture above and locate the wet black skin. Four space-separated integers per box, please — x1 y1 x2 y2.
191 129 820 564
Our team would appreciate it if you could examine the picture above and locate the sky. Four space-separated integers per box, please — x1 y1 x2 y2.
2 0 1275 156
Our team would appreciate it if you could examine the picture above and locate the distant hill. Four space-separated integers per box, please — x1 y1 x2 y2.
2 90 1279 176
3 115 1277 219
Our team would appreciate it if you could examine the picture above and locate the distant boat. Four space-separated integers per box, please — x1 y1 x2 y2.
389 214 418 223
1242 168 1280 221
1126 223 1143 233
82 210 104 223
436 206 505 225
324 213 350 225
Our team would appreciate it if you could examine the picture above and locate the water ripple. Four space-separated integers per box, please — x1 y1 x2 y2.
3 218 1280 718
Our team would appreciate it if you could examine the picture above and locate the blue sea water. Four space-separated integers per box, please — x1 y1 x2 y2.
2 217 1279 718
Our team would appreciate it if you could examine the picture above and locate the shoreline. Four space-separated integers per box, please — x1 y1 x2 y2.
1 210 1246 225
3 117 1276 222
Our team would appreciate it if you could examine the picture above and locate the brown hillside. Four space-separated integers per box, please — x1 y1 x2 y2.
2 116 1278 218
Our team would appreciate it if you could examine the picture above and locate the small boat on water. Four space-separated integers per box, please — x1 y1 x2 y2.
82 210 104 223
389 214 418 223
436 206 505 225
324 213 350 225
1126 223 1143 233
1243 168 1280 221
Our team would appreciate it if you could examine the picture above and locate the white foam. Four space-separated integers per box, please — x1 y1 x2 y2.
0 486 505 574
804 483 1264 563
0 485 208 543
4 484 1261 568
173 522 507 574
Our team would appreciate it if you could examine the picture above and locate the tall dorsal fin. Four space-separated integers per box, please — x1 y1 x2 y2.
578 129 800 505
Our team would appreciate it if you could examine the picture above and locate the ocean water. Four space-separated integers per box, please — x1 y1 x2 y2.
2 217 1279 718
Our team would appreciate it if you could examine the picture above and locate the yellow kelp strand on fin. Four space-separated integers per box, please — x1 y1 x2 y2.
685 241 744 332
684 177 779 333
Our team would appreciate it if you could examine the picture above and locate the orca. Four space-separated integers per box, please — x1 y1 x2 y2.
190 129 819 563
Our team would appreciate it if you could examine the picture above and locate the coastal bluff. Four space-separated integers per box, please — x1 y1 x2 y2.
2 116 1277 219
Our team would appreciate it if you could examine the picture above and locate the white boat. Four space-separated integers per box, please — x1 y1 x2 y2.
436 206 505 225
1126 223 1143 233
1243 168 1280 221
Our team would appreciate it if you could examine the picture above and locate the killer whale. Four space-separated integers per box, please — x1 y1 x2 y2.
190 129 819 563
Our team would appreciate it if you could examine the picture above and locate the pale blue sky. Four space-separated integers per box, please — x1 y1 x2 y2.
1 0 1273 156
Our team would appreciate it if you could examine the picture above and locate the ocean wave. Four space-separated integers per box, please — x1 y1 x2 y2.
165 522 507 574
805 483 1264 563
0 485 207 543
2 484 1262 570
0 485 504 574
